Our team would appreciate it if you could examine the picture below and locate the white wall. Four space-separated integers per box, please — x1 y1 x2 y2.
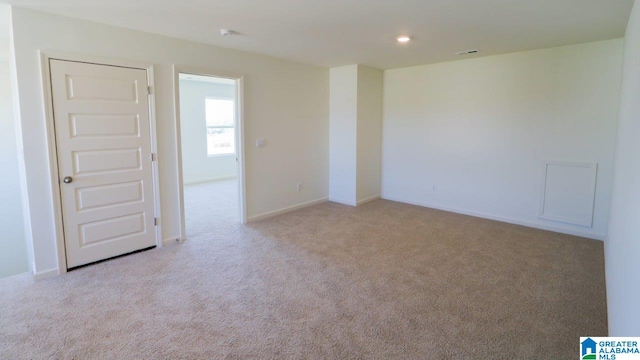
0 4 28 278
606 0 640 336
329 64 383 206
179 79 237 185
355 65 382 204
382 39 624 240
10 7 329 276
329 65 358 204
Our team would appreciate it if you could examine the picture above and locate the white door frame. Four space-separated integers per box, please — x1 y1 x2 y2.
172 65 247 242
40 51 163 276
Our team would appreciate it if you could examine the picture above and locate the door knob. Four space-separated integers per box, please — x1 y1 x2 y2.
63 176 73 184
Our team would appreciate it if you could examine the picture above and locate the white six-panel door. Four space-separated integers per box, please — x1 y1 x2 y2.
50 59 157 269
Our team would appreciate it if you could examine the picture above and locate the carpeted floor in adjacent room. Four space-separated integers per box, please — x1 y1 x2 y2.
0 180 607 359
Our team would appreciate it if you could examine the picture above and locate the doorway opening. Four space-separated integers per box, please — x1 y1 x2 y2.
177 72 245 240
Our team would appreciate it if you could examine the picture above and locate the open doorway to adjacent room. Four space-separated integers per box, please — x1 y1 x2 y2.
177 72 245 240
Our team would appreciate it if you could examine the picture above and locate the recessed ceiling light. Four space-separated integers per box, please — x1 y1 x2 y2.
397 36 411 43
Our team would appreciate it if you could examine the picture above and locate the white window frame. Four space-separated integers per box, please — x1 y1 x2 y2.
204 96 236 157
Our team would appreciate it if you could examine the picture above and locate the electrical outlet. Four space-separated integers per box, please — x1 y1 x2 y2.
432 185 437 192
296 183 303 192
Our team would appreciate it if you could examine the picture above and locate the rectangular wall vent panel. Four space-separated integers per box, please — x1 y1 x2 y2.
539 161 597 227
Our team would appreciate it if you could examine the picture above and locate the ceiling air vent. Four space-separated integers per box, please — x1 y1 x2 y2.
456 49 479 56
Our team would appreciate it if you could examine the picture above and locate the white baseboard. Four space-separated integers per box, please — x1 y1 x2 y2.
184 176 237 186
33 267 60 280
330 195 380 207
329 197 357 206
356 195 380 206
381 195 605 241
248 197 328 222
163 237 183 246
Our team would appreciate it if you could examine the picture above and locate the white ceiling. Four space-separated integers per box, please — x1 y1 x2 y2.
179 73 235 85
2 0 635 69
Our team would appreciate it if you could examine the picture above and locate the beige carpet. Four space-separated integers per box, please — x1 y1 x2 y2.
0 182 607 359
184 179 238 238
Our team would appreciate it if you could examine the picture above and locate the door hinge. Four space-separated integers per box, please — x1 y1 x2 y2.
150 153 156 162
147 86 152 95
154 217 158 226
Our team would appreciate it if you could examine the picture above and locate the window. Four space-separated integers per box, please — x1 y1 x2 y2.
205 98 235 156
